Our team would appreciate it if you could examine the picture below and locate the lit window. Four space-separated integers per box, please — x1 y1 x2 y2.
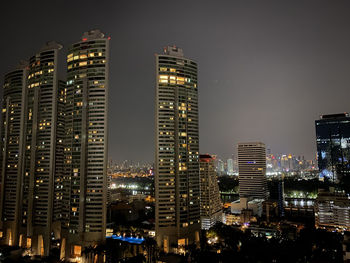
73 245 81 256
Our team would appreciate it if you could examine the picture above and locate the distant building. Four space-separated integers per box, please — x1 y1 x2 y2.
315 113 350 182
128 193 146 203
155 46 200 253
200 154 222 230
224 213 240 225
240 209 254 224
227 158 234 175
217 159 224 175
269 178 285 217
238 142 268 200
263 200 279 222
231 197 263 217
107 175 112 205
315 188 350 231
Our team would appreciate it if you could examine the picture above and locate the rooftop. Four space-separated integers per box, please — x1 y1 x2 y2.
82 29 105 41
163 45 184 57
320 113 349 119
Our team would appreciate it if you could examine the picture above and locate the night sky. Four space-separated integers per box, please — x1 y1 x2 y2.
2 0 350 162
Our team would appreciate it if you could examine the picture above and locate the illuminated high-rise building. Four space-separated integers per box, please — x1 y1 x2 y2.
200 154 222 230
227 158 234 175
238 142 268 200
0 62 28 247
0 42 65 256
155 46 200 252
61 30 109 259
315 113 350 183
22 42 66 256
217 159 224 175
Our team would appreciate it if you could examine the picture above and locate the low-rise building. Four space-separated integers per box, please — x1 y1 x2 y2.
231 197 264 217
224 213 241 225
315 188 350 231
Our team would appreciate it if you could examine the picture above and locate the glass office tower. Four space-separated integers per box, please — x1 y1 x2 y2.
315 113 350 183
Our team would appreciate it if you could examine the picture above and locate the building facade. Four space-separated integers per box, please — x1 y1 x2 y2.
238 142 268 200
23 42 65 255
0 42 66 256
315 113 350 183
61 30 109 259
155 46 200 252
227 158 234 175
199 154 222 230
0 30 109 260
315 188 350 231
0 62 28 247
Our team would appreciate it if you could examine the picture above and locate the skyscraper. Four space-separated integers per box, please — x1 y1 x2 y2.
200 154 222 230
23 41 65 256
0 62 28 247
0 41 66 256
155 46 200 252
217 159 225 175
315 113 350 183
227 158 234 175
238 142 268 200
61 30 109 259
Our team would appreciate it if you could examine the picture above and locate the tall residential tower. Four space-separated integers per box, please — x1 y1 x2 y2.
0 42 66 256
155 46 200 252
62 30 109 259
0 62 28 247
23 41 65 255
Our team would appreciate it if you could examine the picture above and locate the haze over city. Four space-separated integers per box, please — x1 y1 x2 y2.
2 0 350 161
3 1 350 262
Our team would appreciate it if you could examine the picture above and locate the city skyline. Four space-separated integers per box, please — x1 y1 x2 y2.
2 1 350 162
2 1 350 262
